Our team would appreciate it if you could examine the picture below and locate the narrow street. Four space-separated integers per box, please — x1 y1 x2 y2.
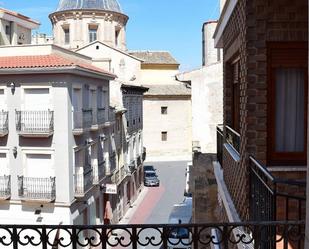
120 161 190 249
144 161 189 224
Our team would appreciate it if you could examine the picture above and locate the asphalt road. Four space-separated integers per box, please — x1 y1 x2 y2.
144 161 190 224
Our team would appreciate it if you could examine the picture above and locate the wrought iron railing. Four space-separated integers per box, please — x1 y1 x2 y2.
18 176 56 201
16 110 54 134
136 156 142 167
74 168 93 197
0 175 11 199
97 107 106 124
93 161 106 184
249 157 306 222
109 107 115 123
73 109 92 130
0 221 304 248
226 125 240 154
142 147 146 161
110 152 117 173
92 108 97 126
0 111 8 134
216 125 223 166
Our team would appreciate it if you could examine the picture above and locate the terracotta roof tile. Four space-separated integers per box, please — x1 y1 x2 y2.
0 54 115 78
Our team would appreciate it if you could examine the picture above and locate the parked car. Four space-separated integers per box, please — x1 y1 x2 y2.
184 163 192 197
144 165 156 171
144 170 160 187
167 197 192 249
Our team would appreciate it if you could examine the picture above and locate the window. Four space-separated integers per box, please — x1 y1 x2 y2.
115 29 120 46
5 25 10 35
268 42 308 165
161 131 167 141
89 26 98 43
63 27 70 44
161 106 168 115
231 59 240 133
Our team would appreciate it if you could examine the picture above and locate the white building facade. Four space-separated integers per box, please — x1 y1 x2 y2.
0 8 40 46
48 0 148 222
0 44 117 228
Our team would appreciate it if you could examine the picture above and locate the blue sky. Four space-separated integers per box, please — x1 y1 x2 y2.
1 0 219 71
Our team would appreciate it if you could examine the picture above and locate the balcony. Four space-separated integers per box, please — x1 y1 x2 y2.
142 147 146 161
136 156 142 167
216 124 306 225
0 221 304 248
226 125 240 154
16 110 54 137
93 161 106 185
18 176 56 202
216 125 223 166
0 175 11 200
74 168 93 197
72 109 92 135
0 111 8 137
249 157 306 222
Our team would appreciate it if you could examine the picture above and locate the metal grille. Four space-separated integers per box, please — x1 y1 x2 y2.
16 110 54 134
0 111 8 133
0 175 10 199
0 221 304 249
18 176 56 201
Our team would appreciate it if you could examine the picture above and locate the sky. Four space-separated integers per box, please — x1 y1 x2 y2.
0 0 220 71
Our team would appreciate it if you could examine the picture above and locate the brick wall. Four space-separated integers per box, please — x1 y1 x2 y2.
221 0 308 221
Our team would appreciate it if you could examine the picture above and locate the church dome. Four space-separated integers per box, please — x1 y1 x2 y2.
56 0 123 14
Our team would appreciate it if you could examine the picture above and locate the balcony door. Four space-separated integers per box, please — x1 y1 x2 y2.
24 88 50 110
25 154 53 177
268 42 308 165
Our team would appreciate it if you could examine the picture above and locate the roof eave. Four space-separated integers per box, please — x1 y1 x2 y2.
0 66 116 80
213 0 238 48
121 84 149 93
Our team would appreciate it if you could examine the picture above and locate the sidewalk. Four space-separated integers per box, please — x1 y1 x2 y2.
118 186 149 225
119 185 165 225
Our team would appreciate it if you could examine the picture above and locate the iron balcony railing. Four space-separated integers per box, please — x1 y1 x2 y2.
110 152 117 173
0 175 11 199
250 157 306 222
16 110 54 135
73 109 92 131
0 111 8 135
142 147 146 161
93 161 106 185
216 125 223 166
249 157 306 249
226 125 240 154
0 221 304 249
18 176 56 201
74 168 93 197
136 155 142 167
97 107 106 124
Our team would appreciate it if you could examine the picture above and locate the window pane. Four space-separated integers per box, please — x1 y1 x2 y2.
89 28 97 43
275 68 305 152
161 132 167 141
161 106 168 114
64 28 70 44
